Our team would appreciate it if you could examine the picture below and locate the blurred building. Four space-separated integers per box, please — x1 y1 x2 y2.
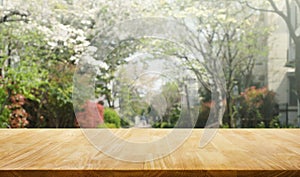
264 0 299 126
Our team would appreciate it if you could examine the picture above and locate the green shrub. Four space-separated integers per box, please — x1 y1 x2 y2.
0 25 76 128
220 123 229 128
0 107 11 128
120 118 130 128
256 121 265 128
152 122 161 128
269 116 280 128
103 108 121 128
236 87 278 128
98 123 117 128
160 121 173 128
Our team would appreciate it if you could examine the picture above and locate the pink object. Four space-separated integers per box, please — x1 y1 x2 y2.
76 101 104 128
97 104 104 124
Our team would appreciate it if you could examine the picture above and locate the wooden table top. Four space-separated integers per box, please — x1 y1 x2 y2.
0 129 299 176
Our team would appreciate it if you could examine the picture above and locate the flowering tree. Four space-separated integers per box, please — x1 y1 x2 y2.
0 0 93 127
0 0 273 128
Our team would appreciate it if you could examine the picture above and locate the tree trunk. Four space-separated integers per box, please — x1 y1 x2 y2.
226 96 235 128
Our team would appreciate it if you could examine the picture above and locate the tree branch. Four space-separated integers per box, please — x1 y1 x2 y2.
241 0 299 43
0 9 30 24
267 0 281 12
241 0 277 13
172 53 210 90
269 0 298 42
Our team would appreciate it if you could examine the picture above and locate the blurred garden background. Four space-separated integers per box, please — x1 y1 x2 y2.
0 0 299 128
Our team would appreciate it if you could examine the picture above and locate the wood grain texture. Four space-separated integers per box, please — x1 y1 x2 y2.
0 129 299 176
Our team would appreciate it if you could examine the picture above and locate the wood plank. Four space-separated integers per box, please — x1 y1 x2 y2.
0 129 299 176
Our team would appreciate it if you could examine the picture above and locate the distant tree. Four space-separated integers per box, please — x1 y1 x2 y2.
149 0 271 127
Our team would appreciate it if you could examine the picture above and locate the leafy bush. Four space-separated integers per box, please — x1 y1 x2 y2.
120 118 130 128
169 104 181 126
0 107 11 128
152 122 161 128
257 121 265 128
0 23 76 128
220 123 229 128
269 116 280 128
152 121 174 128
160 121 173 128
236 87 278 128
103 108 121 128
98 123 118 128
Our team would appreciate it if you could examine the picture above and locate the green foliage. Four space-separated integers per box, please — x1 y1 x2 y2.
0 0 274 129
0 107 10 128
169 104 181 126
0 15 76 128
98 123 117 128
149 82 182 128
152 122 161 128
197 87 279 128
160 82 181 125
103 108 121 128
160 122 173 128
0 79 9 127
152 121 173 128
220 123 230 128
269 116 280 128
114 71 149 124
120 118 130 128
236 87 278 128
0 24 48 127
257 121 265 128
94 40 140 107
